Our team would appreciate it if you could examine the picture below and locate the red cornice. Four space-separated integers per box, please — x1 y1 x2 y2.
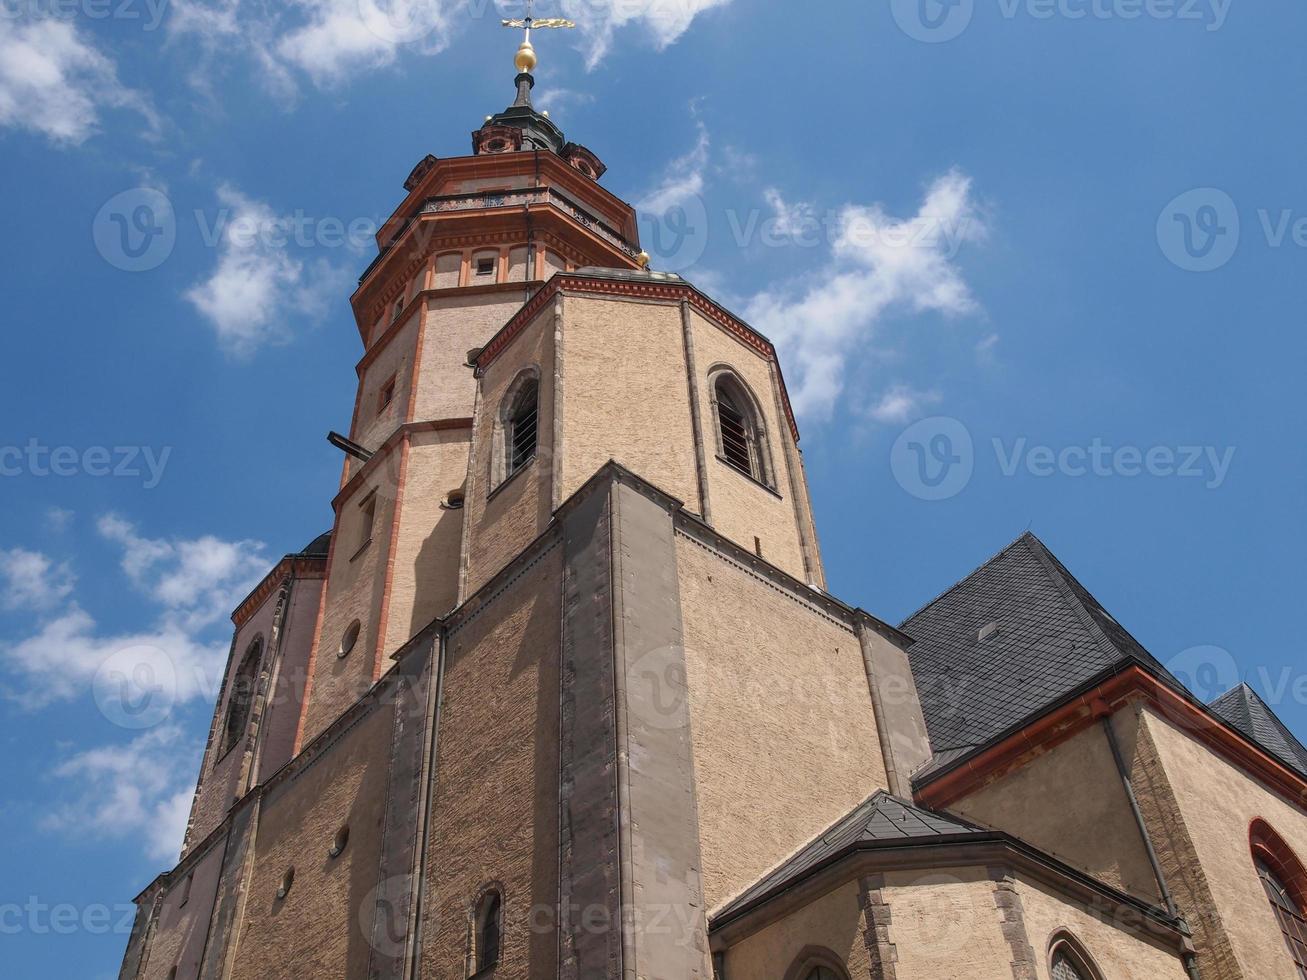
331 419 474 512
475 274 802 442
231 557 326 628
916 665 1307 812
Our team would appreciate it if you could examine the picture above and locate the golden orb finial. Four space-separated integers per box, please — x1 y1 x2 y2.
515 40 537 73
636 251 651 269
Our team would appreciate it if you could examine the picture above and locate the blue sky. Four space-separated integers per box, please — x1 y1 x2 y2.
1 0 1304 975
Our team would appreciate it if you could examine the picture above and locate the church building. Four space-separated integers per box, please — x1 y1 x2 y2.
117 29 1307 980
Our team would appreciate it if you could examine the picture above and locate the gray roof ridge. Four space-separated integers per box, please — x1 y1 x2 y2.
1020 532 1123 664
899 529 1041 628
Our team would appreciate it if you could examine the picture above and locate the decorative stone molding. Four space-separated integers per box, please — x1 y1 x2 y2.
858 875 899 980
989 868 1039 980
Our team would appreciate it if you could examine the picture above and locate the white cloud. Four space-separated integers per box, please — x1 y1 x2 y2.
3 605 228 707
745 170 989 421
0 17 158 145
184 184 347 356
976 331 1000 365
44 507 75 533
97 514 269 631
563 0 734 69
865 384 942 425
0 548 75 611
169 0 454 96
44 725 202 862
0 519 267 707
636 119 709 214
532 86 594 116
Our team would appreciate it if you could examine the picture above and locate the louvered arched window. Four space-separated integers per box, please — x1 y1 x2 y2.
712 371 773 488
496 370 540 488
1048 932 1102 980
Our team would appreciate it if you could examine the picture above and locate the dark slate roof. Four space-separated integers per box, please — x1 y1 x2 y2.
712 791 983 923
1210 683 1307 778
298 531 332 557
903 532 1178 777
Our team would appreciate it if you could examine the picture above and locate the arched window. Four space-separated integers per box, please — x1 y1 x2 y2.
473 888 502 973
781 948 849 980
1251 820 1307 977
507 379 539 476
222 638 262 756
711 371 773 488
1048 931 1102 980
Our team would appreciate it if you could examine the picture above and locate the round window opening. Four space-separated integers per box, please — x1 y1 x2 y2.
444 489 465 510
339 620 361 659
277 867 295 900
329 825 350 859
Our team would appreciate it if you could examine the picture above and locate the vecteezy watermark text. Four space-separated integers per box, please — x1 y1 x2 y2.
892 0 1232 42
892 418 1235 500
0 0 170 29
0 441 171 489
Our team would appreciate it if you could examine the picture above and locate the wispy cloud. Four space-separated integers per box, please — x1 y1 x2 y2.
865 384 942 425
44 725 202 862
0 548 75 612
0 17 158 145
185 183 348 356
563 0 734 70
745 170 989 421
635 119 709 214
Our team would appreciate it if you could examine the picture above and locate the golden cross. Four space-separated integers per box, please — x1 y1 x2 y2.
501 0 576 41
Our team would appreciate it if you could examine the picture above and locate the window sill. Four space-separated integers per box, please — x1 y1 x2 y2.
349 538 373 563
487 454 537 503
714 454 783 500
468 967 498 980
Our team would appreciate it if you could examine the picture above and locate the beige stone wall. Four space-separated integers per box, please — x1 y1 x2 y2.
229 703 393 980
354 311 418 451
688 308 808 582
558 295 699 510
138 841 225 980
300 470 396 744
414 291 524 422
254 574 324 784
1015 875 1187 979
947 715 1163 902
1142 706 1307 980
883 867 1011 979
676 535 888 909
462 305 555 594
420 547 562 978
380 426 469 655
721 880 870 979
187 590 281 849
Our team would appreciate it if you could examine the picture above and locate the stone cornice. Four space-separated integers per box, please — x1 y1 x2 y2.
915 661 1307 814
475 274 803 442
231 557 326 628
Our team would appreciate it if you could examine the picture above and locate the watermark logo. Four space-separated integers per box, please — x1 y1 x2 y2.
1157 188 1240 272
93 644 178 730
891 416 976 501
1167 644 1241 703
891 0 975 43
637 194 709 273
93 188 176 273
357 0 447 45
0 442 172 488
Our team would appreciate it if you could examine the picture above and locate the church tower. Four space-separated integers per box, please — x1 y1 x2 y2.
118 33 921 980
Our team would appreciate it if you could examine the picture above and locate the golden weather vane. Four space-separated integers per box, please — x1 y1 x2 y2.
502 0 575 73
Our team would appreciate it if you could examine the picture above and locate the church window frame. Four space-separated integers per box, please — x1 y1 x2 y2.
491 367 541 492
1047 931 1104 980
219 636 263 760
1251 819 1307 977
780 946 849 980
708 367 776 491
470 884 504 976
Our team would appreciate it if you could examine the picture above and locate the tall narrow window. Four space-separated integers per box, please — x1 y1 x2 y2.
222 638 262 756
474 890 502 972
713 373 772 487
1048 932 1102 980
1252 820 1307 978
507 379 538 476
1051 951 1088 980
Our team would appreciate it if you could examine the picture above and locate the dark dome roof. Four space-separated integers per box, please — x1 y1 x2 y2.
301 531 332 557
